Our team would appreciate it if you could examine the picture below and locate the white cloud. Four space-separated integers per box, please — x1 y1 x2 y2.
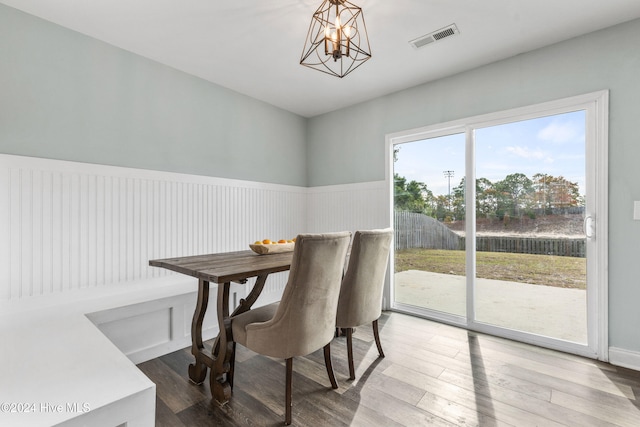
505 146 546 159
537 121 582 143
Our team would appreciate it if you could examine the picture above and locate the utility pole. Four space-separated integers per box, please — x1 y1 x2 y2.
443 170 454 211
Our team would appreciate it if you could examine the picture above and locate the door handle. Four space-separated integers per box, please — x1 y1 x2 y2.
584 215 595 239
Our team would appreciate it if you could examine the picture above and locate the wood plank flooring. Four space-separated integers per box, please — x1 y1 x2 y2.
137 312 640 426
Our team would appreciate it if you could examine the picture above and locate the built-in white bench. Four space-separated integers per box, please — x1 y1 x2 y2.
0 276 204 426
0 268 281 427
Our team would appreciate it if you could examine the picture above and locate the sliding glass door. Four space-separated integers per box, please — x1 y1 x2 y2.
389 92 608 359
473 112 587 343
393 133 467 320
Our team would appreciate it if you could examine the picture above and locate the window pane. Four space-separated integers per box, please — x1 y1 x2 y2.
393 133 467 318
474 111 587 343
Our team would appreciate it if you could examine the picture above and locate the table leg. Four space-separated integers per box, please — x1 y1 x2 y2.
188 279 209 384
231 274 268 317
211 281 233 404
195 275 272 404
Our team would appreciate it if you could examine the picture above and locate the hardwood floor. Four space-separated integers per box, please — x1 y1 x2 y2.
137 312 640 426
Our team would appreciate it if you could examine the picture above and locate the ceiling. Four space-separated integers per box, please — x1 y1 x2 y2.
3 0 640 118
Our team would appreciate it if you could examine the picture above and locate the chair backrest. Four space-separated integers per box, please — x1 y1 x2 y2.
252 231 351 358
336 228 393 328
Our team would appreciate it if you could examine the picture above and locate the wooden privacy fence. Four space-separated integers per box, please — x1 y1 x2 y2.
394 211 585 257
465 236 585 258
394 211 461 250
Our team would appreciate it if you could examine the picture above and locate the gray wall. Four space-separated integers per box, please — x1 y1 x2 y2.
307 19 640 354
0 4 307 186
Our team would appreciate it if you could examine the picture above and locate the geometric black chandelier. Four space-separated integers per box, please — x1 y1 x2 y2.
300 0 372 78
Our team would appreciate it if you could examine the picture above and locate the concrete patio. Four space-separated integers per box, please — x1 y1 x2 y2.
394 270 587 343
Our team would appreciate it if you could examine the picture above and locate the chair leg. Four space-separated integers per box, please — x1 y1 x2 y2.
323 343 339 389
285 358 293 426
346 327 356 380
373 319 385 358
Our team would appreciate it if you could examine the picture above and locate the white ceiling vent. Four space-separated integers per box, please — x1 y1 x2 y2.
409 24 460 49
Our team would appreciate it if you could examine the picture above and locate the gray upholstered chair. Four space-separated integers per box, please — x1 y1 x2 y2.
229 231 351 426
334 228 393 380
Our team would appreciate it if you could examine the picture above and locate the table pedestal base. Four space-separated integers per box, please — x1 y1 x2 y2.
188 274 270 405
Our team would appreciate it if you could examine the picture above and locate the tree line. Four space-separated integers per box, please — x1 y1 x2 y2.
394 172 583 222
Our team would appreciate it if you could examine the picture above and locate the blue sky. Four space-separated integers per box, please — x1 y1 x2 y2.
394 110 586 197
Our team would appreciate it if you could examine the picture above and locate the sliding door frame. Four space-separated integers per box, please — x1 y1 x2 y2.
385 90 609 361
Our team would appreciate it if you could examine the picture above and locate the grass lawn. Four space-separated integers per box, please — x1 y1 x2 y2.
395 248 586 289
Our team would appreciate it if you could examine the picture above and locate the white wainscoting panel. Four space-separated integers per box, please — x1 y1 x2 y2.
306 180 392 310
306 180 390 233
0 154 306 301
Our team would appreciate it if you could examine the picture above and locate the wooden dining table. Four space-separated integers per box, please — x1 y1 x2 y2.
149 250 294 405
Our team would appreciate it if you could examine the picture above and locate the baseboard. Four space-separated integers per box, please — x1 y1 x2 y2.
609 347 640 371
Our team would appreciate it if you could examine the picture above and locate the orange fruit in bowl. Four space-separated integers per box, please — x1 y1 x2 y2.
262 239 271 244
278 239 286 244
